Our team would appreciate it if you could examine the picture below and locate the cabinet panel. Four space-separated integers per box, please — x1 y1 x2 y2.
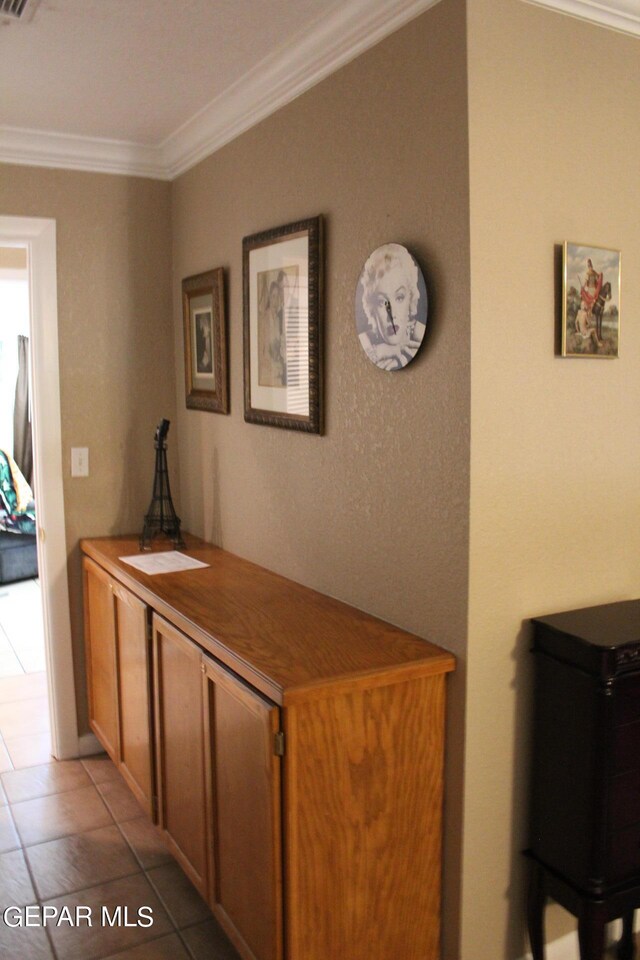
614 676 640 726
608 821 640 884
609 768 640 830
114 585 153 817
203 657 282 960
153 615 208 898
285 674 446 960
83 557 119 762
612 719 640 774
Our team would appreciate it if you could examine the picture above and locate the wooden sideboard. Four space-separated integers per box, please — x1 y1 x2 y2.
82 534 455 960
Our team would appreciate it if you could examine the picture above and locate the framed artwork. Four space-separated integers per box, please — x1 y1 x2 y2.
562 242 621 358
243 216 323 433
355 243 428 371
182 268 229 413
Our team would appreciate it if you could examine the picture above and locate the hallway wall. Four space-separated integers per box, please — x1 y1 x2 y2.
466 2 640 956
0 165 175 732
171 1 471 952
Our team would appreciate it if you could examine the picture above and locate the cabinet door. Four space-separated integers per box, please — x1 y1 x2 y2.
153 615 209 898
113 584 153 818
203 655 283 960
83 557 119 762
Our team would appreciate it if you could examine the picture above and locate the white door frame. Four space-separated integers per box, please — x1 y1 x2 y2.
0 215 80 759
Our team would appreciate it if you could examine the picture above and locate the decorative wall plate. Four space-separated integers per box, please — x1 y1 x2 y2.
355 243 428 371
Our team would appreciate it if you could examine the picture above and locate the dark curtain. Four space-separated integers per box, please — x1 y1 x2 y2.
13 334 33 486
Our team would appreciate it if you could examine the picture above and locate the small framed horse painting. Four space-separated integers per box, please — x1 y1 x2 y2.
562 242 621 358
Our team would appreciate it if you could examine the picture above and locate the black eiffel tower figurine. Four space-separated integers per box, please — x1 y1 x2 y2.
140 419 185 550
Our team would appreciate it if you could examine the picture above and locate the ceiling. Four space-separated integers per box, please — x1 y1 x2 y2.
0 0 637 181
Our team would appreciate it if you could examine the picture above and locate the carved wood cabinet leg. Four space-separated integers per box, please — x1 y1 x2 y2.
527 861 546 960
617 911 635 960
577 904 606 960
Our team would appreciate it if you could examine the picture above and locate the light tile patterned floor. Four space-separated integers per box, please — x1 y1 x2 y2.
0 578 51 773
0 755 240 960
0 579 46 676
0 582 239 958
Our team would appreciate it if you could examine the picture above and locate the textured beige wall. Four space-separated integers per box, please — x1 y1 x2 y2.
171 1 470 950
0 164 175 732
466 3 640 958
6 5 633 955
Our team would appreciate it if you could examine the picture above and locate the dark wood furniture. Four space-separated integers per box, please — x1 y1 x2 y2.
528 599 640 960
82 534 455 960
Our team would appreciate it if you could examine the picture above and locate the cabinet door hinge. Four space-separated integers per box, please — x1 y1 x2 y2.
274 731 285 757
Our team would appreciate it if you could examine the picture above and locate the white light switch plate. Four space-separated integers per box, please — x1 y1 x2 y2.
71 447 89 477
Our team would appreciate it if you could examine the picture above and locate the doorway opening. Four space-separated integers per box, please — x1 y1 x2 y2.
0 245 50 771
0 215 79 766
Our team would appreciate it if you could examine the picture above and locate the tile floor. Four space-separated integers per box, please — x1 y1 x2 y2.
0 754 240 959
0 578 52 773
0 579 240 959
0 578 46 677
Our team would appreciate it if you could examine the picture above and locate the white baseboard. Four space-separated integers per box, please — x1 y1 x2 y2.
77 732 102 758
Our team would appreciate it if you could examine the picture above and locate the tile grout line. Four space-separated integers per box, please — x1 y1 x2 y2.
0 592 44 672
94 928 195 960
142 863 220 958
16 828 61 960
4 750 218 959
0 577 45 678
116 816 216 950
4 626 30 674
0 728 15 772
8 780 118 851
3 778 115 818
1 733 53 771
1 800 20 853
111 815 208 957
14 799 164 960
1 759 96 799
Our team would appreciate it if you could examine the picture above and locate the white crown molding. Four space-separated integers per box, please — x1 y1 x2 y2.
522 0 640 38
161 0 444 179
0 125 168 180
1 0 636 181
0 0 443 181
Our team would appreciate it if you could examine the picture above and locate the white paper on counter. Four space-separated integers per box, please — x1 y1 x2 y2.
119 551 209 575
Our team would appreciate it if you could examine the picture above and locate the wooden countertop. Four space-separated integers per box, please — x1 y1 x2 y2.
81 534 455 705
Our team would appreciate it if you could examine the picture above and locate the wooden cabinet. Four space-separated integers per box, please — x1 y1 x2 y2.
84 558 119 762
83 556 153 816
114 581 152 814
203 654 283 960
283 675 448 960
528 600 640 960
153 615 209 897
82 535 455 960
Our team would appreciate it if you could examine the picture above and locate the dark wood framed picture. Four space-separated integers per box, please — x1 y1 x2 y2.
182 268 229 413
243 216 323 433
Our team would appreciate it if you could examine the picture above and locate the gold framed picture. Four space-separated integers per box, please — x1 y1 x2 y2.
182 268 229 413
562 242 621 358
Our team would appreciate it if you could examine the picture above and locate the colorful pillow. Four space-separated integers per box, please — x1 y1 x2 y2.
0 450 36 536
